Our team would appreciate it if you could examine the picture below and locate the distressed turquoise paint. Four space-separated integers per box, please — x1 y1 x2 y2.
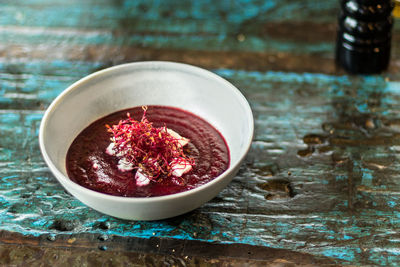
0 60 102 77
1 0 400 263
0 0 340 55
1 0 399 59
0 29 334 55
0 0 339 29
388 201 396 208
0 60 102 107
215 69 353 84
320 247 359 263
1 68 400 265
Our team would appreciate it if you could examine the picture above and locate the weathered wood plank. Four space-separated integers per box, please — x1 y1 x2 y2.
0 0 339 57
1 28 400 76
0 61 99 107
1 68 400 265
1 0 400 265
0 231 336 266
1 0 399 76
1 0 339 28
0 25 335 55
0 45 341 75
1 0 398 60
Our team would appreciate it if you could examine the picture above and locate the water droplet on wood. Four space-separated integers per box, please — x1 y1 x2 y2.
98 245 107 251
98 234 108 241
297 147 314 157
99 221 111 230
52 219 79 231
47 234 56 241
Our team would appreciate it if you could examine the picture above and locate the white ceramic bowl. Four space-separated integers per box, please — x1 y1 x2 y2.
39 61 253 220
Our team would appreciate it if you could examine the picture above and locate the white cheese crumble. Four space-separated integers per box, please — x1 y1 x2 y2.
105 142 115 156
170 158 193 177
135 168 151 186
117 158 134 172
106 128 191 187
106 142 124 157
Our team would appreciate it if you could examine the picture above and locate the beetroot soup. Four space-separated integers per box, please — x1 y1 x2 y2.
66 106 230 197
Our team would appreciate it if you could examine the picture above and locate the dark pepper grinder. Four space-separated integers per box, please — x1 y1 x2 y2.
336 0 394 74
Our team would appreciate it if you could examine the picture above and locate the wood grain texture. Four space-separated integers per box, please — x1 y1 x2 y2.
1 0 400 265
0 231 336 266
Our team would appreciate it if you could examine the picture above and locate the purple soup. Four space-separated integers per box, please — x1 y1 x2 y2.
66 106 230 197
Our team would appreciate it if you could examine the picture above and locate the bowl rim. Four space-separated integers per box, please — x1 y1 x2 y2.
39 61 254 203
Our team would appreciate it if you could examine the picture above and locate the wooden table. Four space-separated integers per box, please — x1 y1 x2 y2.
1 0 400 265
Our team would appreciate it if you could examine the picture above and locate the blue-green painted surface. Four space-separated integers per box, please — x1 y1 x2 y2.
0 0 338 55
1 0 400 265
2 62 400 265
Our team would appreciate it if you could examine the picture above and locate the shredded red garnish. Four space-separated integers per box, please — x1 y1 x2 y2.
106 106 195 181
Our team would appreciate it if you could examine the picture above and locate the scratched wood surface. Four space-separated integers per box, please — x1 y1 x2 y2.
1 0 400 266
